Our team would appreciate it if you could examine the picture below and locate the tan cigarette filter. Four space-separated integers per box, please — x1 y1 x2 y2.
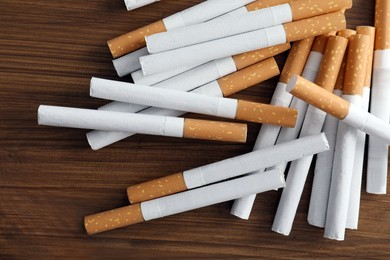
356 26 376 86
246 0 290 11
343 34 370 96
283 11 347 42
311 35 330 54
289 75 350 120
375 0 390 50
334 29 357 90
84 204 144 235
127 173 186 204
233 43 291 70
279 37 315 84
315 36 348 92
218 57 280 97
289 0 352 21
235 100 297 127
108 20 166 58
183 119 247 143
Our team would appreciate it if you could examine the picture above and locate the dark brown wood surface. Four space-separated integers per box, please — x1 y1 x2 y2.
1 0 389 258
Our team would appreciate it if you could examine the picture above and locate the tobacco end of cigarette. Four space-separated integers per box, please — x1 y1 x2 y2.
287 75 350 120
375 0 390 50
337 29 357 39
245 0 290 12
219 57 280 97
183 119 247 143
290 0 352 21
284 11 346 43
108 20 166 58
315 36 348 92
236 100 297 128
84 204 144 235
280 37 315 84
356 26 376 86
127 173 187 204
233 43 291 71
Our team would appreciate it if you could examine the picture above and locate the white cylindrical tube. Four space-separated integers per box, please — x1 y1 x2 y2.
141 169 285 221
124 0 159 11
140 25 286 75
367 50 390 194
346 87 371 230
308 89 343 228
324 95 362 241
272 105 328 236
90 78 238 119
113 47 149 77
38 105 185 138
147 4 292 53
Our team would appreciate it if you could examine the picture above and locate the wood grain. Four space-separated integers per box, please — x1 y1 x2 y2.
0 0 389 258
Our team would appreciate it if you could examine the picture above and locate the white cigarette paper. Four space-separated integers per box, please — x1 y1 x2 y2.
146 4 292 53
124 0 159 11
113 47 149 77
367 50 390 194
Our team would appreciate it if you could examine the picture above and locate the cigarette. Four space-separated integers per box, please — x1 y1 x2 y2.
272 35 336 175
108 0 257 58
126 134 329 204
87 58 281 150
287 75 390 143
231 37 315 220
124 0 160 11
346 27 375 230
37 105 247 143
367 0 390 195
84 168 285 235
325 34 370 241
112 47 149 77
271 36 348 236
132 43 290 86
90 80 297 128
140 11 346 75
146 0 351 53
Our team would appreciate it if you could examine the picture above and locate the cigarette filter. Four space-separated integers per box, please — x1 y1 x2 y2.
272 36 348 236
347 27 375 230
108 0 256 58
126 134 329 204
132 43 290 86
87 58 280 150
324 34 370 241
140 11 347 75
287 75 390 143
85 168 285 235
37 105 247 143
231 37 315 220
273 35 343 175
90 79 297 127
367 0 390 195
146 0 351 53
124 0 160 11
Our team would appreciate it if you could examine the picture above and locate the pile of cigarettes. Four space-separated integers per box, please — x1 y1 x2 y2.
37 0 390 241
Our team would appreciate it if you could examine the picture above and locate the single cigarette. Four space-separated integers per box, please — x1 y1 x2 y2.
146 0 351 53
108 0 256 58
346 26 375 230
87 58 280 150
140 11 347 75
367 0 390 195
231 37 315 220
272 35 340 175
126 133 329 204
271 36 348 236
325 34 370 241
37 105 247 143
287 75 390 143
85 168 285 235
124 0 160 11
132 43 290 86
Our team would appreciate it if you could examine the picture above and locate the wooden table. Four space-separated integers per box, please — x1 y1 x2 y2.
1 0 389 258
